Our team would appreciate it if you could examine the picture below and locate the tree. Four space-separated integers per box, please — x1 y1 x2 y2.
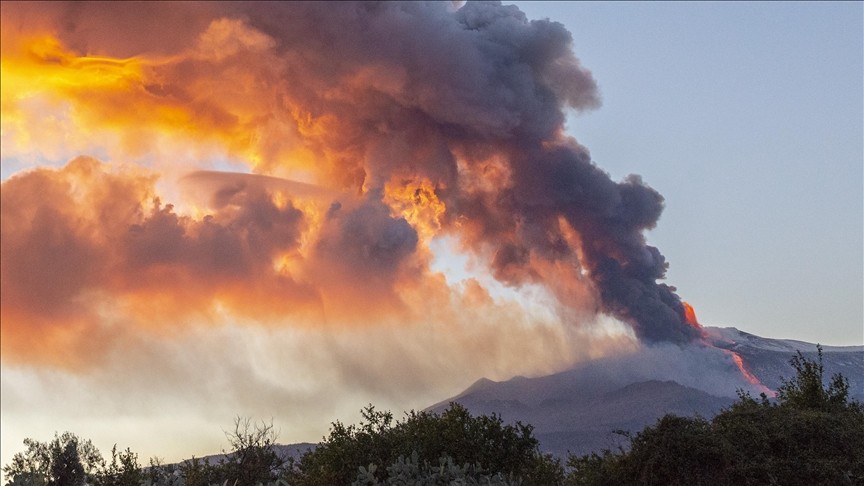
565 348 864 485
3 432 104 486
145 457 183 486
100 445 143 486
147 417 288 486
216 416 288 486
352 451 522 485
776 345 851 412
287 403 563 485
177 455 220 486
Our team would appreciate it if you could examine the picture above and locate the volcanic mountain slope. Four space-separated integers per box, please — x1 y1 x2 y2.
426 327 864 458
704 327 864 396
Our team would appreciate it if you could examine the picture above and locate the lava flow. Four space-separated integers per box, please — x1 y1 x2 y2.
681 301 705 335
728 352 763 386
682 301 775 396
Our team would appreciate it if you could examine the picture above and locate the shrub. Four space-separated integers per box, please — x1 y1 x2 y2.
564 347 864 485
287 403 563 485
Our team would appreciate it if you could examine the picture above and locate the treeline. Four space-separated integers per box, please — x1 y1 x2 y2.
5 348 863 485
567 347 864 485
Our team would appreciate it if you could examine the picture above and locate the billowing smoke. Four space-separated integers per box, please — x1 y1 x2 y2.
223 0 699 343
0 0 700 358
0 1 738 469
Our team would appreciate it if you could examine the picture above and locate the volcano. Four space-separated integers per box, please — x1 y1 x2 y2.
426 327 864 458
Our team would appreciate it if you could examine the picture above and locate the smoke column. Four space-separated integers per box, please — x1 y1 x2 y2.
1 0 700 362
236 0 700 343
232 0 700 343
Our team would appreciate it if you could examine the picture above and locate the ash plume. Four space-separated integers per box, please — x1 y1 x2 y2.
246 0 697 342
1 0 700 370
229 0 698 343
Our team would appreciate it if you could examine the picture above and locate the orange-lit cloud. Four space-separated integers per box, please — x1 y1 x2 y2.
0 3 756 475
2 1 702 385
0 157 597 372
1 27 277 170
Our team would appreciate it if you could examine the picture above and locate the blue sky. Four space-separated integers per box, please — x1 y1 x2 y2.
513 1 862 345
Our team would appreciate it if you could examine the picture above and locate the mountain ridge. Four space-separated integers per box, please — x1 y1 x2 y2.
425 326 863 457
188 327 862 463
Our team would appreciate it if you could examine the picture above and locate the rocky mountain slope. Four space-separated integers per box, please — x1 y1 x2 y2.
427 327 863 458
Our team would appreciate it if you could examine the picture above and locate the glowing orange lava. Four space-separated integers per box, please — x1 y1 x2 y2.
687 301 775 396
727 351 760 385
681 301 702 329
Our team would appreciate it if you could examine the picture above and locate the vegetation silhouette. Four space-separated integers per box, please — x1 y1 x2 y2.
565 346 864 485
4 348 861 485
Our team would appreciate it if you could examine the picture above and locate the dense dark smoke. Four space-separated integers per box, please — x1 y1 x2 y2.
503 143 698 343
224 0 698 342
1 0 700 344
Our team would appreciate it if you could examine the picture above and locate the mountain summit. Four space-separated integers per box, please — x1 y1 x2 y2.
427 327 863 458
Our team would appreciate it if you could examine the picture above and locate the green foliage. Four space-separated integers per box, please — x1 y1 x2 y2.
351 450 522 485
177 456 219 486
145 457 183 486
215 417 288 486
148 417 288 486
3 417 285 486
7 349 860 486
3 432 105 486
101 445 144 486
564 347 864 485
287 403 563 485
777 345 851 412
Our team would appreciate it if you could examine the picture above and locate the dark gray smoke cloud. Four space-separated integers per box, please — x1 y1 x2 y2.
315 198 419 286
2 1 699 343
231 0 698 342
227 0 695 342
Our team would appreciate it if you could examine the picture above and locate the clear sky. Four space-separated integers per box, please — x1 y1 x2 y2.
0 0 861 476
515 1 863 346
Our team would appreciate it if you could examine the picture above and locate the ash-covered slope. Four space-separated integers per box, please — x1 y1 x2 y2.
427 327 863 458
704 327 863 397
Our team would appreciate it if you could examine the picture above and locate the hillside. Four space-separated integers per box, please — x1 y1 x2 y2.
427 327 863 458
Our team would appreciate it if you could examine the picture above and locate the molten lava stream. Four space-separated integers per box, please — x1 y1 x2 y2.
681 300 706 338
726 351 760 385
683 301 775 397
